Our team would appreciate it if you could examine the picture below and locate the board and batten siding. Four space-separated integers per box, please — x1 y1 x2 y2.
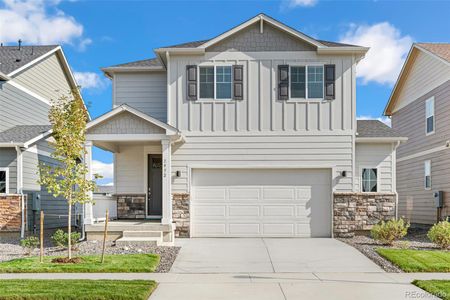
13 53 72 102
114 72 167 122
392 50 450 114
355 143 395 193
0 81 50 131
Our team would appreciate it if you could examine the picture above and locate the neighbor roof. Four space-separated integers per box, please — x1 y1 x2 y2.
0 125 52 145
416 43 450 63
106 57 163 68
356 120 404 138
0 45 58 75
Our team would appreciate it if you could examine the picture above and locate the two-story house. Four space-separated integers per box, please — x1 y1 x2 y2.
83 14 406 244
384 43 450 225
0 44 85 234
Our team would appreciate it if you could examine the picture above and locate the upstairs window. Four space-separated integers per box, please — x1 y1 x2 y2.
362 168 377 192
288 65 324 100
199 66 214 99
424 160 431 189
0 168 9 194
216 66 232 99
290 66 306 98
425 97 435 134
307 66 324 98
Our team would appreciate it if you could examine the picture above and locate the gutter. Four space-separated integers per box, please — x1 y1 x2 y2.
355 137 408 143
15 146 25 239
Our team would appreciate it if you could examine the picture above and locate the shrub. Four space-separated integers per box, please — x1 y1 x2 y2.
20 236 39 255
427 220 450 249
51 229 81 250
371 218 410 245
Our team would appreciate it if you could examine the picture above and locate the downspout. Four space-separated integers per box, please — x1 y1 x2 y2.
393 141 401 219
15 146 25 238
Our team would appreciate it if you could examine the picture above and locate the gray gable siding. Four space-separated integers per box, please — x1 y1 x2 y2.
0 81 50 131
88 111 165 134
13 53 72 102
207 22 316 52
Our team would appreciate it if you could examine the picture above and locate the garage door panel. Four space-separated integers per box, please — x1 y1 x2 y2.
191 169 331 237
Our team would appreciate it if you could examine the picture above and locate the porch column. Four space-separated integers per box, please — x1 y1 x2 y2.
84 141 94 225
161 139 172 224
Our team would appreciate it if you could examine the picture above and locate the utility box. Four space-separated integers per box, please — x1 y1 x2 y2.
31 193 41 211
433 191 444 208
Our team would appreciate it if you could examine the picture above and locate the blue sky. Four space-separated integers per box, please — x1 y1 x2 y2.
1 0 449 185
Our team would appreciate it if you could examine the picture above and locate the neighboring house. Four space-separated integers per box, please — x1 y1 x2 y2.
384 43 450 225
83 14 406 244
0 44 84 233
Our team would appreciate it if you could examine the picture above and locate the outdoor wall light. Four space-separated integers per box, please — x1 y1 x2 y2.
341 171 347 177
176 170 181 177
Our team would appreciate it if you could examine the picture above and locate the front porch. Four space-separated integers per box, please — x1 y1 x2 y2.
83 105 182 245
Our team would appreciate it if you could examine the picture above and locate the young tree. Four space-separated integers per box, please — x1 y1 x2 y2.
39 90 97 259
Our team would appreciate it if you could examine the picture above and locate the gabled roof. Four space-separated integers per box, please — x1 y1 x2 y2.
0 125 52 147
356 120 404 138
0 45 59 75
87 104 179 135
384 42 450 116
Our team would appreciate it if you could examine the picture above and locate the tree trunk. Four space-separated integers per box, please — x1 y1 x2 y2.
68 203 72 259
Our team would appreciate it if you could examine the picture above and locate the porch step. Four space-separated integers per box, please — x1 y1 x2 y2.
122 231 162 238
115 231 163 246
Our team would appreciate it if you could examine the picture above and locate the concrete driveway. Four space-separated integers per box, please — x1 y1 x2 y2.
170 238 382 273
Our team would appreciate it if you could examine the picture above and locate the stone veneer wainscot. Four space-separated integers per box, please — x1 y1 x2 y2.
172 193 190 237
0 194 26 232
117 194 146 219
333 192 396 237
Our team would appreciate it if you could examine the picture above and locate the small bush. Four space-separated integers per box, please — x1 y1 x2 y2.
427 220 450 249
20 236 39 255
371 218 410 245
51 229 81 250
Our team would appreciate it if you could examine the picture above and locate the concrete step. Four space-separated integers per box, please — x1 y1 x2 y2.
115 236 161 247
122 231 162 238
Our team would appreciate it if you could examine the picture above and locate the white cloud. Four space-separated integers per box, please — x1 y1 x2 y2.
92 160 113 181
74 71 107 90
287 0 318 7
100 182 114 187
357 115 391 127
0 0 90 49
340 22 413 85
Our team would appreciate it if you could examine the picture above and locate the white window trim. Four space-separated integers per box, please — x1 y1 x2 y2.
0 167 9 194
424 160 431 190
198 64 233 101
360 166 379 193
425 97 435 136
288 64 324 102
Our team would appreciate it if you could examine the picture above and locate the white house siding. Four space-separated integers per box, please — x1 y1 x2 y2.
393 50 450 114
13 53 72 102
355 143 394 193
0 81 49 131
114 72 167 122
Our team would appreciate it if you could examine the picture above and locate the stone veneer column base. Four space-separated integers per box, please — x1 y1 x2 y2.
333 192 396 238
172 193 190 237
117 194 146 219
0 194 26 232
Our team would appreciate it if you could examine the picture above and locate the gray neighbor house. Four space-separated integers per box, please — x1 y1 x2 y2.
384 43 450 225
0 44 85 234
82 14 407 245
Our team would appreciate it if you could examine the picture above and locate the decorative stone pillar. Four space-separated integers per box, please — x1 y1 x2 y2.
172 193 190 237
84 141 94 225
161 139 172 224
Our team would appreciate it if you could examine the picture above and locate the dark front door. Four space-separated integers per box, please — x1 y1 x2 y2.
147 154 162 217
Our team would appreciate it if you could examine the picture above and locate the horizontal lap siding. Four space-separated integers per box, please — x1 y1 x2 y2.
0 148 17 193
171 135 353 193
114 72 167 122
397 149 450 224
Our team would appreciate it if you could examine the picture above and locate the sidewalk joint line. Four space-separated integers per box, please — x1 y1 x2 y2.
262 238 275 273
278 283 288 300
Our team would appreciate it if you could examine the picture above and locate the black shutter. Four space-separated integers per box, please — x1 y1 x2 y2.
233 65 244 100
278 65 289 100
186 65 197 100
324 64 335 100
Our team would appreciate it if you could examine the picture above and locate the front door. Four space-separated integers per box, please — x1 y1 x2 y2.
147 154 162 217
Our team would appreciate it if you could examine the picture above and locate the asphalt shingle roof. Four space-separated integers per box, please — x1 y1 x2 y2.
0 125 52 144
416 43 450 63
106 57 163 68
0 45 58 75
356 120 403 138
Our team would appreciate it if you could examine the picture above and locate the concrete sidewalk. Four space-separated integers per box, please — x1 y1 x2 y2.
1 272 448 300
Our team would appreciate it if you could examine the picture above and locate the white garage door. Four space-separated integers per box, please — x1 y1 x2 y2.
191 169 331 237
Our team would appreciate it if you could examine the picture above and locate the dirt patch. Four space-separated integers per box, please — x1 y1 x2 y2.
51 257 83 264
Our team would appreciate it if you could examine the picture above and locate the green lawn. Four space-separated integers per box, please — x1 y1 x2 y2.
413 280 450 300
0 254 160 273
377 248 450 272
0 279 157 300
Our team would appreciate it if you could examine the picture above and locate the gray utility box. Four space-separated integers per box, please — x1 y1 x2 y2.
433 191 444 208
31 193 41 211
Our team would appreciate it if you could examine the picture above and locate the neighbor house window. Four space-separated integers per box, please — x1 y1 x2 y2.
362 168 377 192
290 66 306 98
426 97 435 134
307 66 324 98
216 66 232 99
424 160 431 189
0 168 9 194
199 66 214 99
